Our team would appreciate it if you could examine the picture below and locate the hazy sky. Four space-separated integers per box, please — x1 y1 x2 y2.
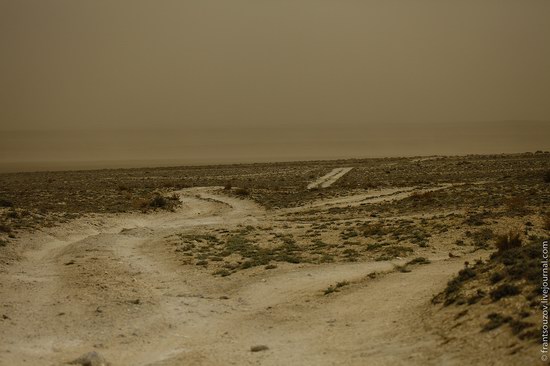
1 0 549 170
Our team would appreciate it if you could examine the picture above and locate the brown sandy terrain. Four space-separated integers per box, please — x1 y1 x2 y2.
0 154 548 365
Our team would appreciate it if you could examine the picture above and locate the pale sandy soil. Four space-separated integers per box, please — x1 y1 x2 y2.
0 184 537 365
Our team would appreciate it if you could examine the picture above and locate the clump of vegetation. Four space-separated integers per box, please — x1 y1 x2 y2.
481 312 536 338
340 228 359 240
150 194 169 208
544 170 550 183
464 212 489 226
342 248 359 262
490 283 520 301
490 272 504 284
440 266 477 305
482 313 512 332
361 223 388 237
495 230 522 252
152 193 182 210
234 188 250 196
468 228 494 248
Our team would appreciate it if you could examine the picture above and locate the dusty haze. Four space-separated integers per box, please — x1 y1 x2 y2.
1 0 549 171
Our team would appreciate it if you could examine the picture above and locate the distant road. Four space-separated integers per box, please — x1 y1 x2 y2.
307 167 353 189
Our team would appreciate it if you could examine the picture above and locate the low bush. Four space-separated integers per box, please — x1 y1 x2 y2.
235 188 250 196
495 230 522 252
490 283 520 301
149 195 168 208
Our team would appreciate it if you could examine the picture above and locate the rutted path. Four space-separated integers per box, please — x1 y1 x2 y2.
0 186 495 365
283 183 457 214
307 167 353 190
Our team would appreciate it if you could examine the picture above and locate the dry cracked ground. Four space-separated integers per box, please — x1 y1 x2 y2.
0 153 549 365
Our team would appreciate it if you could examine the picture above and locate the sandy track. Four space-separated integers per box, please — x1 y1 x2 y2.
0 186 507 365
307 168 353 190
282 183 456 215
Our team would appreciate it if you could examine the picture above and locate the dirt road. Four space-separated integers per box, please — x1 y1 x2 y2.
307 168 353 190
0 186 516 365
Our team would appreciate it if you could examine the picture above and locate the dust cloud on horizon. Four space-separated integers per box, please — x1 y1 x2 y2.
1 121 548 172
1 1 549 171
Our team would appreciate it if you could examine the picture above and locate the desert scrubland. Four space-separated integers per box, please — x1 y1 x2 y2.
0 152 549 365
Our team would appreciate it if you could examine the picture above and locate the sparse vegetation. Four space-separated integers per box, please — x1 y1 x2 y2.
0 153 548 363
482 313 511 332
434 236 542 341
495 230 522 252
490 283 520 301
